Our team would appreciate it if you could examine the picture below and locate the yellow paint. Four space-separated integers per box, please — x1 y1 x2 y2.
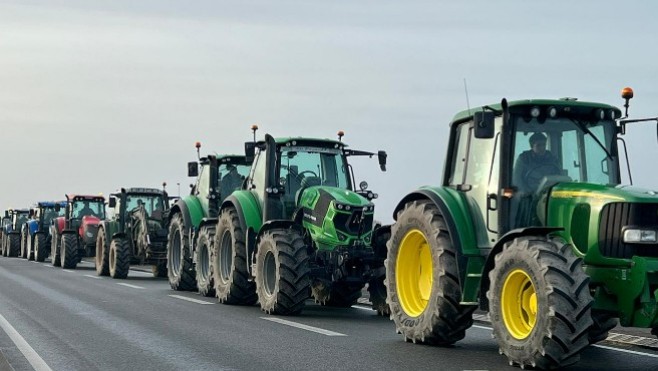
501 269 537 339
396 229 433 317
551 190 624 201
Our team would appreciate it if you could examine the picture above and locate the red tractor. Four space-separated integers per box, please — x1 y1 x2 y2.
51 194 106 269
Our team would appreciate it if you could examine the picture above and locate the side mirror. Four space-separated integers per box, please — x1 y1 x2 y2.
474 111 495 139
188 162 199 177
4 211 8 218
29 209 34 217
54 204 61 212
245 142 256 163
108 197 117 208
377 150 387 172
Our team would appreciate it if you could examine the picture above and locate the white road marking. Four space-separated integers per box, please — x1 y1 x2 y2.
43 264 53 267
168 295 214 305
62 270 74 273
31 261 39 264
470 324 658 358
352 305 374 312
261 317 347 336
0 312 53 371
83 274 103 280
116 283 145 289
128 270 153 277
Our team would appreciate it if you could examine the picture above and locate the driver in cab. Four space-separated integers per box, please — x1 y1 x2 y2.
513 132 561 194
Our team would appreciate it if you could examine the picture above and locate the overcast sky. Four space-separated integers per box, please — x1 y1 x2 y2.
1 0 657 222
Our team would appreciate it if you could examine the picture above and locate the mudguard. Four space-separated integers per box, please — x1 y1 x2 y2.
27 220 39 236
169 197 204 231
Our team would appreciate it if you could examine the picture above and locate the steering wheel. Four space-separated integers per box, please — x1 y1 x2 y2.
524 163 562 191
295 170 318 181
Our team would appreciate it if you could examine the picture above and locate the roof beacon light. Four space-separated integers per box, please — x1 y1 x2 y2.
195 141 201 159
251 124 259 142
621 87 634 117
337 130 345 142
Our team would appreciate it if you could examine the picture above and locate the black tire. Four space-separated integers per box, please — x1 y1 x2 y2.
34 234 48 262
109 237 131 279
95 227 110 276
589 310 618 344
20 226 29 259
152 261 168 278
487 236 593 369
51 232 61 267
27 235 35 261
166 213 196 291
61 234 79 269
385 200 475 345
312 281 362 307
212 207 257 305
368 277 390 317
8 234 20 257
255 228 310 315
195 225 216 297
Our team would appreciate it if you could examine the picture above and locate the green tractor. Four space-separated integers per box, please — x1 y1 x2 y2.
95 187 170 279
212 133 389 315
385 88 658 369
166 141 252 294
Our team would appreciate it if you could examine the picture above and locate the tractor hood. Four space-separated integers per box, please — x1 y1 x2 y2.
550 182 658 203
299 186 372 208
81 215 101 227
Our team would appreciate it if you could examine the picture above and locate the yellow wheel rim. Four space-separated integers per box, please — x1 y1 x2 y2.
396 229 433 317
501 269 537 339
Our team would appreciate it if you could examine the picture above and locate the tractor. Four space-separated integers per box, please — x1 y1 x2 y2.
95 187 170 279
0 211 10 256
166 141 252 295
2 209 30 257
212 133 389 316
384 88 658 369
51 194 105 269
20 201 66 261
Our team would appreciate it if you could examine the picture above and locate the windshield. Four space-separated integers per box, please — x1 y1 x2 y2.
279 146 350 196
41 207 60 224
125 195 165 217
218 163 250 198
15 214 28 226
512 117 618 192
72 200 105 219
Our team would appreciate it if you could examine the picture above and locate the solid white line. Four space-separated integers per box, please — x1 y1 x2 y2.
43 264 53 267
62 270 74 273
116 283 145 289
352 305 374 312
0 312 53 371
469 324 658 358
261 317 347 336
128 270 153 276
592 344 658 358
168 295 214 305
83 274 102 280
31 261 39 264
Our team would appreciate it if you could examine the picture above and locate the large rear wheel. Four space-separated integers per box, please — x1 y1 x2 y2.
255 229 310 315
95 227 110 276
109 237 131 279
195 225 215 297
166 213 196 291
212 207 257 305
61 234 79 269
488 236 593 369
385 200 475 345
34 234 48 262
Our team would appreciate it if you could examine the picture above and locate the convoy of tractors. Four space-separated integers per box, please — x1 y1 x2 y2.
2 89 658 369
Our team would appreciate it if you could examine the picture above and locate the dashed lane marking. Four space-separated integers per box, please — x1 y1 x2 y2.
168 295 214 305
0 312 53 371
83 275 103 280
261 317 347 336
62 270 74 273
116 283 145 289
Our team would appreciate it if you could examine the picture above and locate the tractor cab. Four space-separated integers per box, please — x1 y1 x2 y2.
36 201 66 229
65 195 106 227
109 188 169 222
11 209 30 231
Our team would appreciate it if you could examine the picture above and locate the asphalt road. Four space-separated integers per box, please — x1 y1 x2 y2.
1 257 657 371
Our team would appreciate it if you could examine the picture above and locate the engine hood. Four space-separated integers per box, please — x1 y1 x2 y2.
81 215 101 227
299 186 371 208
551 183 658 203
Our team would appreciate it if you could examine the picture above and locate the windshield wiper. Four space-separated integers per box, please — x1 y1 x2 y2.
570 119 614 161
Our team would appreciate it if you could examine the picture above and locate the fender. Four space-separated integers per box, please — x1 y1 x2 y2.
222 191 263 275
53 217 66 235
27 220 39 236
477 226 564 311
169 198 202 231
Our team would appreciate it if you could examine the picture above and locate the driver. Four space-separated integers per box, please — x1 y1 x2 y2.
78 201 94 218
513 132 561 193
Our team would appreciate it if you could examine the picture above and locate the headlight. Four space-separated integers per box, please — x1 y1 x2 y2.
86 232 94 238
623 228 657 243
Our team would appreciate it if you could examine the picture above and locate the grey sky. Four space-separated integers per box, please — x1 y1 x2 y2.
1 0 657 222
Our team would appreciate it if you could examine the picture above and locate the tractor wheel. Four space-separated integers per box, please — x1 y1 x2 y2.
8 235 20 257
20 226 29 259
212 207 257 305
109 237 131 279
27 235 35 261
589 310 618 344
51 233 61 267
61 234 79 269
195 226 215 297
488 236 593 369
255 228 310 315
95 228 110 276
34 234 48 262
166 213 196 291
152 261 168 278
385 200 475 345
368 277 390 317
312 281 362 307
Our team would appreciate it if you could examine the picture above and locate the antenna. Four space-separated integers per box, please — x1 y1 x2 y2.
463 78 472 116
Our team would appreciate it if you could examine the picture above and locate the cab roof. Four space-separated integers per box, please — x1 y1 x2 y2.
452 98 622 125
37 201 67 208
66 194 105 202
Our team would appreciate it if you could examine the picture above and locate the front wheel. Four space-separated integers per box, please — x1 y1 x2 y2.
20 227 29 259
166 213 196 291
8 234 20 257
368 277 390 317
487 236 593 369
255 229 310 315
51 233 61 267
385 200 475 345
109 237 131 279
61 234 79 269
95 228 110 276
195 226 215 297
34 234 48 262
